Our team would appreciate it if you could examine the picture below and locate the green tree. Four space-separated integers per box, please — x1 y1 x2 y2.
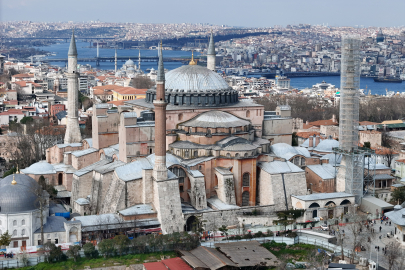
66 245 81 262
218 225 229 240
292 132 298 146
391 186 405 204
363 142 371 148
83 242 99 258
273 209 304 232
113 235 130 255
43 242 67 263
0 231 12 246
98 239 116 258
2 167 17 178
20 116 34 125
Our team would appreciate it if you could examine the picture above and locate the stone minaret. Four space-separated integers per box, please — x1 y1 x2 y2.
114 49 117 72
64 30 82 144
207 31 216 71
152 42 183 234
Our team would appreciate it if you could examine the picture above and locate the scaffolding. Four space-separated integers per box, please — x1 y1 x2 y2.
336 36 365 204
333 147 376 204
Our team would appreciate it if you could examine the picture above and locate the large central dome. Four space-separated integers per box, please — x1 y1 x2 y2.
145 65 238 107
165 65 230 92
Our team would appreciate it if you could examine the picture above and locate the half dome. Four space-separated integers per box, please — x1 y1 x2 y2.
180 111 250 128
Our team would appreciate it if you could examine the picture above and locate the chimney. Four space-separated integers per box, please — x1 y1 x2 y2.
306 120 309 125
315 135 320 147
309 134 315 148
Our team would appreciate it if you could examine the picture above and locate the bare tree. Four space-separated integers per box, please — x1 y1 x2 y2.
131 76 155 89
345 214 368 264
29 180 49 246
385 241 402 270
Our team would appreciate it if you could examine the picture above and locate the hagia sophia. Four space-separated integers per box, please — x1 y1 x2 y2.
2 31 358 247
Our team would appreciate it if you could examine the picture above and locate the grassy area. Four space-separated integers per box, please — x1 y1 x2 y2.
262 241 319 262
20 252 176 270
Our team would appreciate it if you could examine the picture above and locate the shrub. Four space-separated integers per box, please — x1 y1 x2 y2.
83 243 99 258
114 235 130 255
98 239 116 258
254 231 265 238
66 245 81 262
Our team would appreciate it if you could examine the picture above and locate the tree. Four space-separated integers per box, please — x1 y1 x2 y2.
386 241 402 270
390 186 405 204
363 142 371 148
273 209 304 232
20 116 34 125
292 132 298 146
131 76 155 89
66 245 81 262
114 235 130 255
345 214 368 264
83 242 99 258
29 181 49 246
98 239 116 258
0 231 12 246
218 225 229 240
43 242 67 263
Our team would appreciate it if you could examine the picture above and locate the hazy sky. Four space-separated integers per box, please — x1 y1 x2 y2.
1 0 404 28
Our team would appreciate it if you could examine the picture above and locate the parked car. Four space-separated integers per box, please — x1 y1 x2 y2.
320 224 328 231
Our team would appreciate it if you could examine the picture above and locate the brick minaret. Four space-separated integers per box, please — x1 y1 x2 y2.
153 42 167 181
151 42 183 234
64 30 82 144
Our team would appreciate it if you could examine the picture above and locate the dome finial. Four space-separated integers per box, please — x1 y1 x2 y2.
16 164 19 174
189 50 197 65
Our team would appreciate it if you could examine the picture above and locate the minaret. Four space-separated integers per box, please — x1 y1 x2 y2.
151 42 183 234
114 48 117 72
138 49 141 71
207 31 216 71
153 42 167 181
64 30 82 144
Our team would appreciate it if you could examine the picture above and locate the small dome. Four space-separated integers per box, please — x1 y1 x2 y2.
125 59 134 66
314 139 339 153
127 67 135 71
0 174 41 213
394 205 403 211
21 161 56 175
180 111 250 128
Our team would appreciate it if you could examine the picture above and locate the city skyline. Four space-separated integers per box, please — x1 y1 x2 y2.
2 0 405 28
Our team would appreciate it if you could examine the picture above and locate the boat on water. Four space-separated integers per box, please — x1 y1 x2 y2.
374 77 402 83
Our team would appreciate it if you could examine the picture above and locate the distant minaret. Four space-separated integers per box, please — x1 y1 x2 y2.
153 42 167 181
114 49 117 72
97 42 99 58
138 49 141 71
207 31 216 71
64 30 82 144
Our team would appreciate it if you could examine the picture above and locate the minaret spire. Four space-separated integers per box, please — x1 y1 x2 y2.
138 49 141 71
114 48 117 73
153 41 167 180
64 29 82 144
207 30 216 71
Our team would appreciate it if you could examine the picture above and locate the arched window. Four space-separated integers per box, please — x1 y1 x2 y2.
301 158 306 166
22 219 25 226
226 153 231 158
13 230 17 236
246 110 250 117
178 113 183 121
235 153 240 158
242 191 249 206
244 153 248 157
13 220 17 226
207 129 211 135
185 151 190 158
243 173 250 187
189 127 192 133
22 229 25 236
194 151 198 158
294 157 299 165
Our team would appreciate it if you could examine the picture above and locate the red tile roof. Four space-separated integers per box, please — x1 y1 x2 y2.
162 257 192 270
143 262 167 270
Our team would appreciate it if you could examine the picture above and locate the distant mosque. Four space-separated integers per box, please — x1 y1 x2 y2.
115 50 143 78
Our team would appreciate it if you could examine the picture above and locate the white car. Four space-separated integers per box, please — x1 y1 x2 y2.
320 224 328 231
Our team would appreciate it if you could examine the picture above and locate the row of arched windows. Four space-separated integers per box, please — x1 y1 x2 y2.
0 220 26 226
12 229 26 236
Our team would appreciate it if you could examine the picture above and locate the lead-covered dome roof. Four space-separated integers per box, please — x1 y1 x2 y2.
0 174 40 213
180 111 250 128
165 65 230 92
146 65 238 107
